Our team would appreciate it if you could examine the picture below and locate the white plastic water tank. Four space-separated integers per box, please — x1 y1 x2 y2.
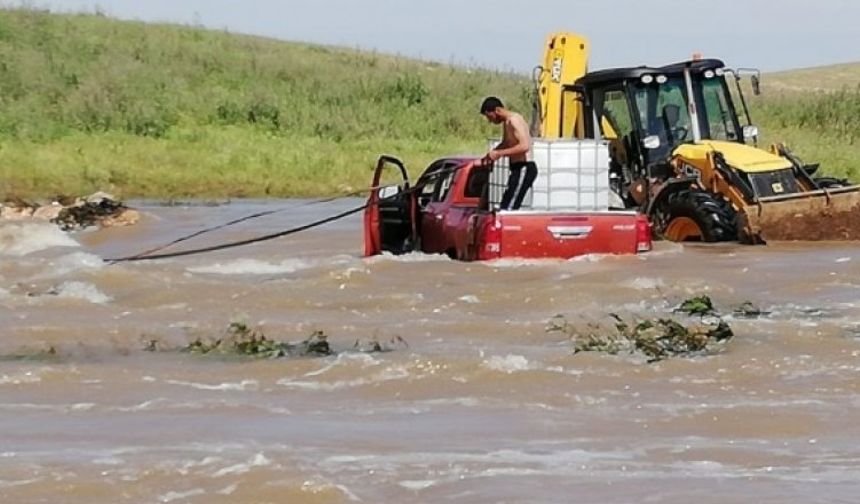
489 139 611 211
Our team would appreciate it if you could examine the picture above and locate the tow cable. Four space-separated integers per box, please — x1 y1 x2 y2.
105 163 466 264
106 191 365 263
106 201 369 263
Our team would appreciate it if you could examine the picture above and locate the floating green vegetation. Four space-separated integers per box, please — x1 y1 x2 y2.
549 295 735 362
183 321 332 359
674 295 716 316
164 321 409 359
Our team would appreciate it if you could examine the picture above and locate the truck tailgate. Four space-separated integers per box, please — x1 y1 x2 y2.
490 211 649 259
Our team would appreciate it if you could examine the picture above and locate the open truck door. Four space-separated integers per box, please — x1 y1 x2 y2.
363 155 416 256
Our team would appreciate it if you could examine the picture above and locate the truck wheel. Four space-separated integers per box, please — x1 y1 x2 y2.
657 190 737 242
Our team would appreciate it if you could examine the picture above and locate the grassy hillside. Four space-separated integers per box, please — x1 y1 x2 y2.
0 8 859 200
0 8 528 199
752 64 860 179
765 62 860 92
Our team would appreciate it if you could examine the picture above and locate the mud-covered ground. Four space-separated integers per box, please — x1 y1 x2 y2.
2 199 859 503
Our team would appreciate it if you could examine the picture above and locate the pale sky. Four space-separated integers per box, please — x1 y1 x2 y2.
22 0 860 73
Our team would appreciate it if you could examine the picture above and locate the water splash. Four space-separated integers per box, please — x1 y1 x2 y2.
53 281 112 304
482 354 531 373
0 223 79 256
187 258 313 275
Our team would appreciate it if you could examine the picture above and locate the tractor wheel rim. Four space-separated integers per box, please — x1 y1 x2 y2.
665 217 703 241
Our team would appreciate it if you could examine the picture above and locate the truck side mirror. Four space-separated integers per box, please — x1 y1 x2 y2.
743 125 759 140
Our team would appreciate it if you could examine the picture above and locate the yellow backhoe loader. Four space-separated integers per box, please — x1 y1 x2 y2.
533 32 860 243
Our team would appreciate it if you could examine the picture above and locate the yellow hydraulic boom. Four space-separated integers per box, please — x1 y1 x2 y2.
533 32 589 138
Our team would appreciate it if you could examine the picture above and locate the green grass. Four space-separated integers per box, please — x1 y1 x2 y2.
0 126 483 198
1 7 859 200
748 62 860 178
0 7 527 199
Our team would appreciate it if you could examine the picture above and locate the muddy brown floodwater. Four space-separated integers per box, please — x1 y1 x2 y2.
2 199 860 503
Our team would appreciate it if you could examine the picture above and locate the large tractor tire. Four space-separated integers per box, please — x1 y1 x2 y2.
657 190 737 242
814 176 851 189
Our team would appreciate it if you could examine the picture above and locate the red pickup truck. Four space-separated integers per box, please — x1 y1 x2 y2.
364 141 651 261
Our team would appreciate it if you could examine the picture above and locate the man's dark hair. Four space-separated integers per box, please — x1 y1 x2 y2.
480 96 504 114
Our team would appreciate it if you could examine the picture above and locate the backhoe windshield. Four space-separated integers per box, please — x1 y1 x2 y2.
631 73 741 154
632 77 693 154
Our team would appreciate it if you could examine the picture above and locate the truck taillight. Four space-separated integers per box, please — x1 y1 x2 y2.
636 215 652 253
478 217 502 260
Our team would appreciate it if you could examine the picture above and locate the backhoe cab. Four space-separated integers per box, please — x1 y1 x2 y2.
536 33 860 243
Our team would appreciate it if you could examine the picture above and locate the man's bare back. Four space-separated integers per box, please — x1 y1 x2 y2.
496 112 530 164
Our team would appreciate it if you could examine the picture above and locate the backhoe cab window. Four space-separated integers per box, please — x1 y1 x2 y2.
633 77 692 153
594 89 637 170
632 72 743 149
701 77 740 141
598 90 634 140
654 79 692 144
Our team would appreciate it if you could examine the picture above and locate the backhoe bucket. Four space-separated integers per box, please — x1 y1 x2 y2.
740 186 860 242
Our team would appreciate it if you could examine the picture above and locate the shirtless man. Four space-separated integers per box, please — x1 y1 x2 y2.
479 97 538 210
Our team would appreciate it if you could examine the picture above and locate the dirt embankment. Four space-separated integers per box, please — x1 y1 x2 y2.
1 192 140 230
